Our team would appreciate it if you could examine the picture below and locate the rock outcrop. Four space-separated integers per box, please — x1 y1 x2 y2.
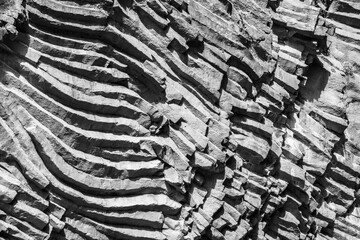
0 0 359 239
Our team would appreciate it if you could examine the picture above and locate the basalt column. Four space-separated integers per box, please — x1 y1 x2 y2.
0 0 359 239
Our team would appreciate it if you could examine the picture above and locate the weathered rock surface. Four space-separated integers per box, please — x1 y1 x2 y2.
0 0 359 239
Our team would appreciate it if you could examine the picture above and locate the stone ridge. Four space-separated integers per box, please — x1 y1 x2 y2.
0 0 359 239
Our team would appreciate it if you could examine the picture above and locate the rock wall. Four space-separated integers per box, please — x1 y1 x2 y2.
0 0 359 239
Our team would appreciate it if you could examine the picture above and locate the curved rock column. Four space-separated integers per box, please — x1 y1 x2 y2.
0 0 359 239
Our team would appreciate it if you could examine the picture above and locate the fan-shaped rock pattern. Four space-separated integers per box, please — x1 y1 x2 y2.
0 0 359 239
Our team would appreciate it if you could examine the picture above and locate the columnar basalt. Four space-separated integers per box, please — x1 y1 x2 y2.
0 0 359 239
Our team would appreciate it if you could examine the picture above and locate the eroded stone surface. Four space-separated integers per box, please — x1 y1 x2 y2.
0 0 359 239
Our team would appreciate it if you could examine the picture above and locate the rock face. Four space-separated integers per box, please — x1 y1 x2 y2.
0 0 359 239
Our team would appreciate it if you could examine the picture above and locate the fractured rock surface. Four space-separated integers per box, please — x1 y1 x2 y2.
0 0 359 239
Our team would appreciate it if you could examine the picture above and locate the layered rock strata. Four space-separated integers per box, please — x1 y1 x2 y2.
0 0 359 239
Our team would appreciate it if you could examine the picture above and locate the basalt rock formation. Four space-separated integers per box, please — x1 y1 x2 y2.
0 0 359 239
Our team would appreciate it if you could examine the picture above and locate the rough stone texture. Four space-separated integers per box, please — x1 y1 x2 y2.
0 0 359 239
